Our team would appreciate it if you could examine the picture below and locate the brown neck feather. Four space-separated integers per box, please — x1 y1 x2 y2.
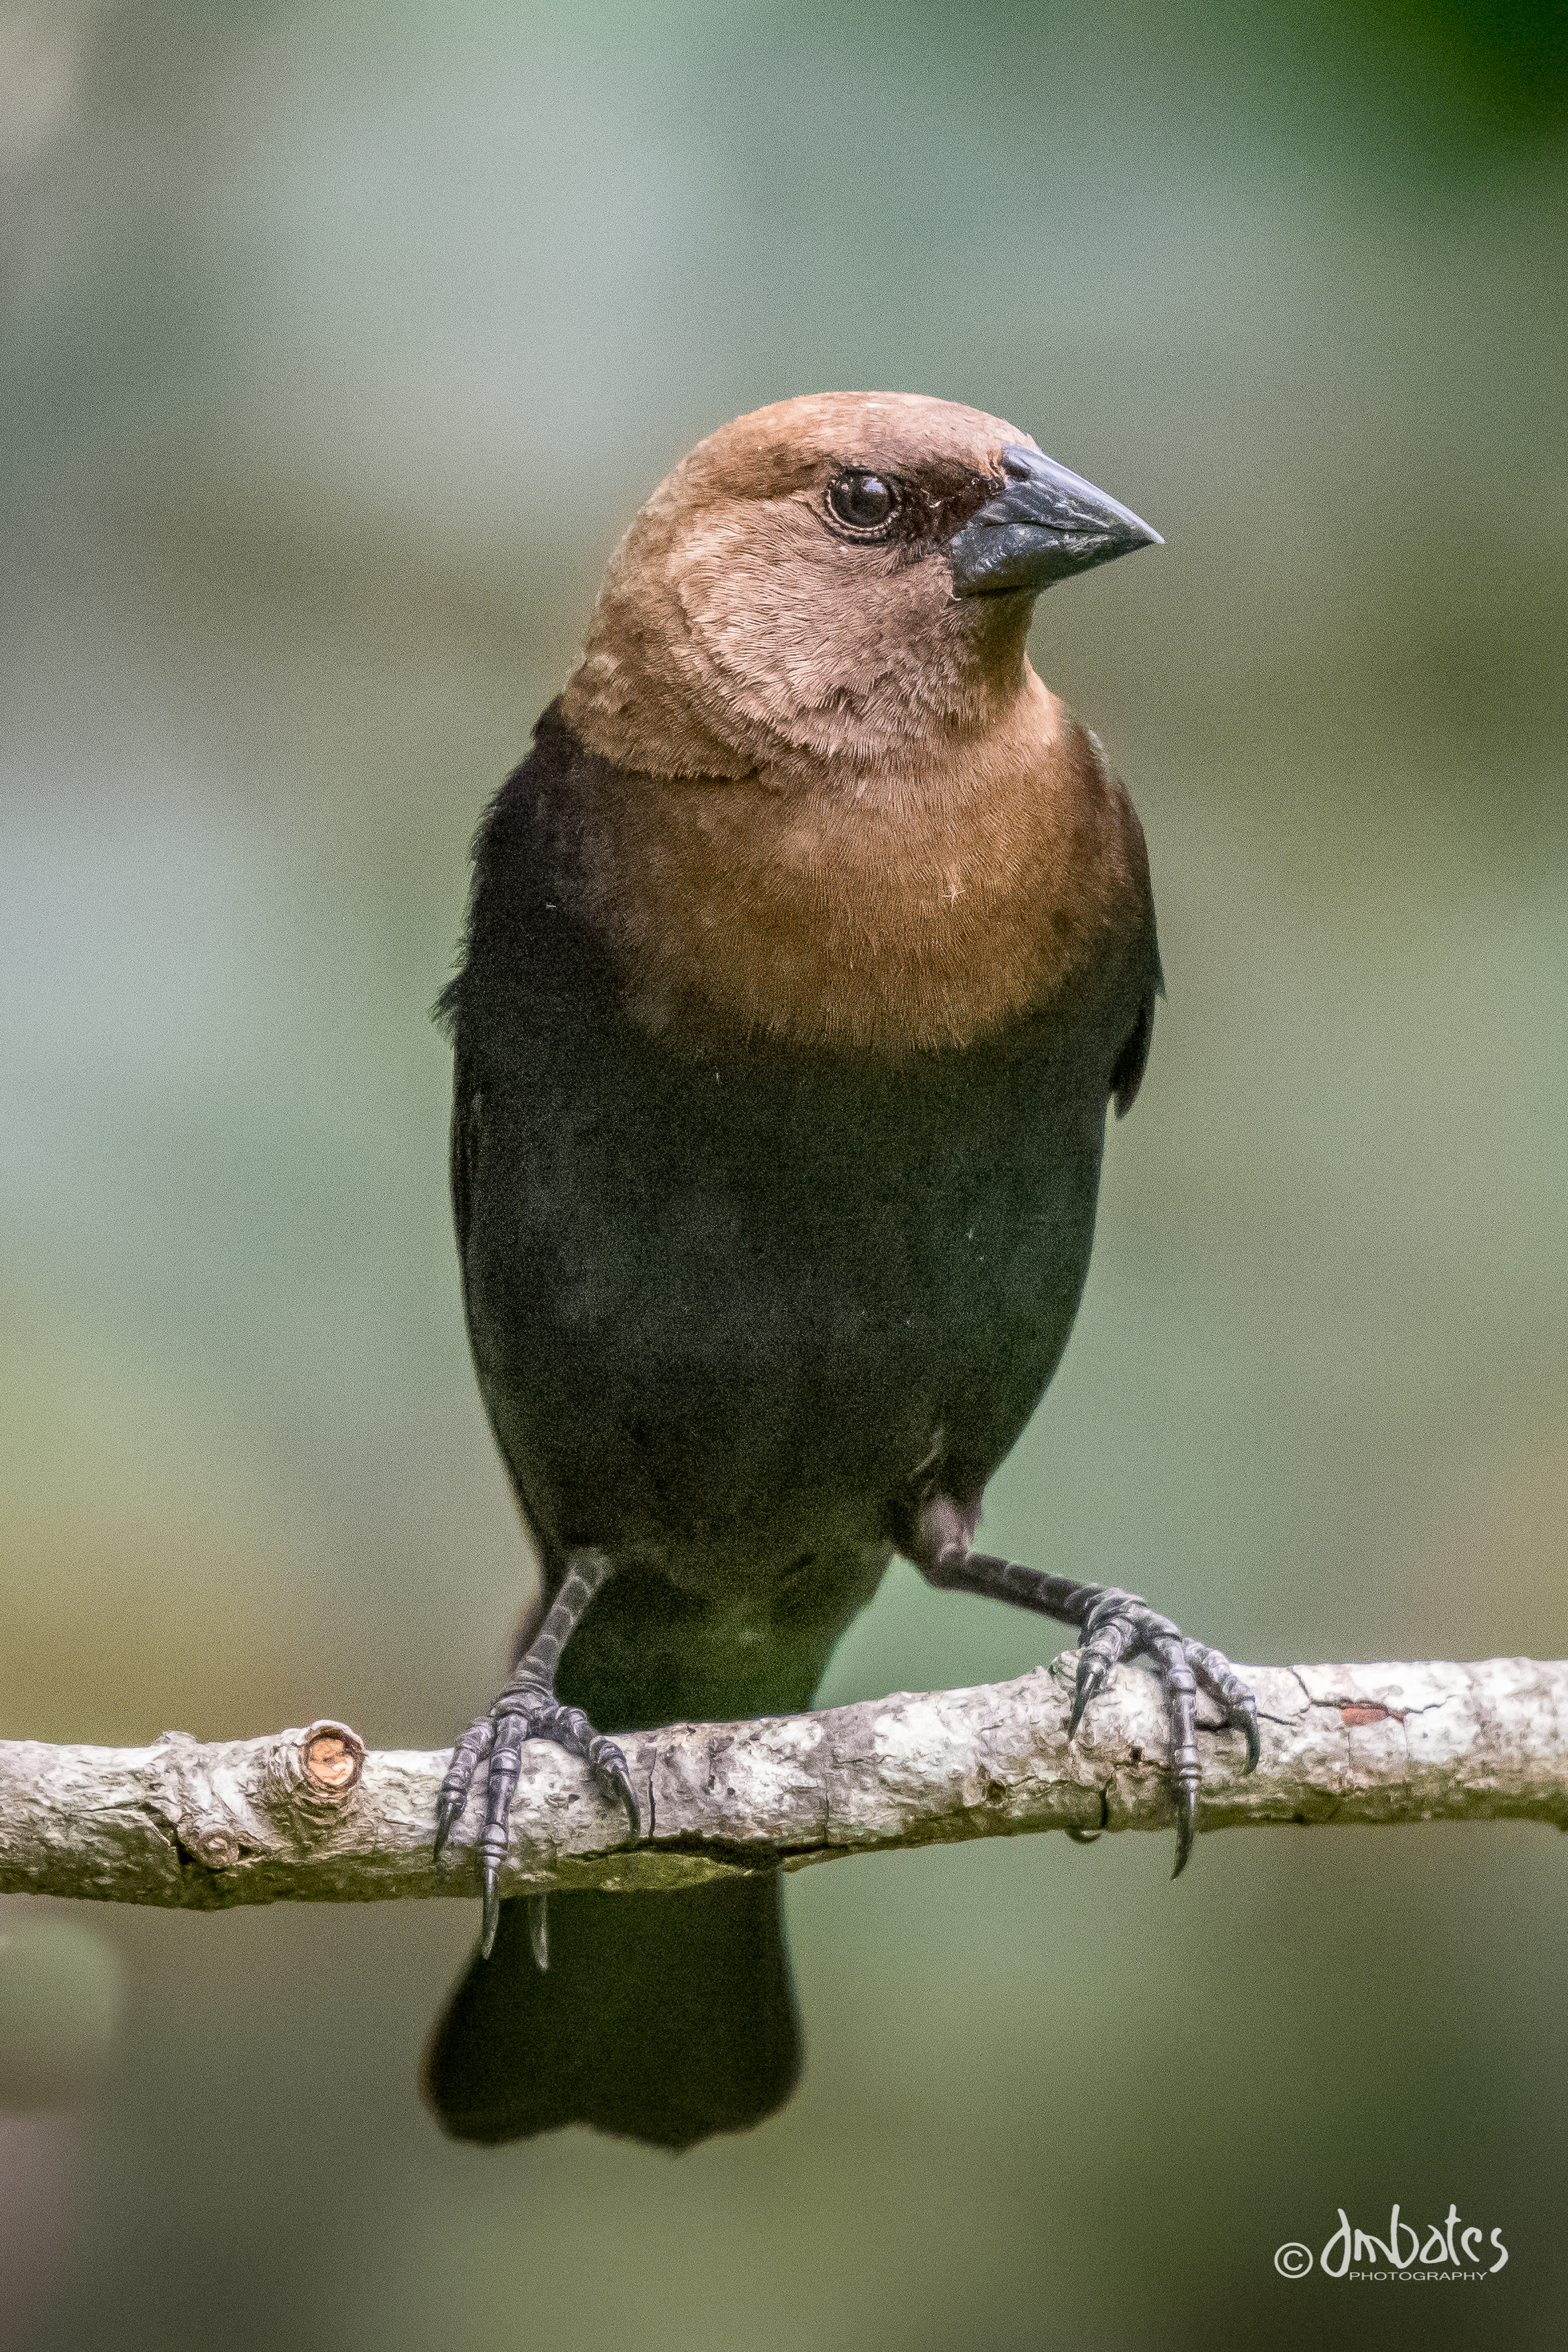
563 667 1153 1058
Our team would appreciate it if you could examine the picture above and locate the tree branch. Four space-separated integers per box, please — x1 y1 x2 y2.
3 1655 1565 1912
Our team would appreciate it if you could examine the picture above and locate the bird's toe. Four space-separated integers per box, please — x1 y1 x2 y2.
1070 1591 1257 1874
433 1714 498 1860
586 1733 641 1840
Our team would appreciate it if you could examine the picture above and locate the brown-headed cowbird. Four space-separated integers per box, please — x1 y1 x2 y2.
423 392 1257 2149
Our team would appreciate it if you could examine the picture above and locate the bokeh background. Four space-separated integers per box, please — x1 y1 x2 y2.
2 1 1566 2344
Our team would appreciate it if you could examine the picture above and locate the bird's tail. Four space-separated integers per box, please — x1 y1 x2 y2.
421 1872 801 2150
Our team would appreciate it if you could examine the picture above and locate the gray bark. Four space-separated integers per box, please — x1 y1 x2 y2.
2 1654 1565 1912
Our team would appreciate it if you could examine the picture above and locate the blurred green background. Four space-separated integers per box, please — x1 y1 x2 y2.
2 1 1565 2344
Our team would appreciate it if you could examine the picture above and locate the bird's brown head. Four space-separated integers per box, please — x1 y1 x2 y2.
562 391 1159 783
552 392 1160 1055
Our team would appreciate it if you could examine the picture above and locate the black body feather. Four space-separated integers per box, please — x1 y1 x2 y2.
425 704 1160 2145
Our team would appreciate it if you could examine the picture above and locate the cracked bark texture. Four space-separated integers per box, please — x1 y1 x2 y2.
1 1655 1565 1912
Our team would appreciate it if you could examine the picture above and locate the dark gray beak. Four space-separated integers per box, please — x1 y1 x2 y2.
948 443 1162 598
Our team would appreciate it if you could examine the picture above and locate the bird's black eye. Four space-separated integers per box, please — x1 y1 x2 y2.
826 470 899 535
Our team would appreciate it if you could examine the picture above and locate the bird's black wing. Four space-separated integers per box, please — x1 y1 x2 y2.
1070 723 1164 1120
1110 985 1158 1118
448 1055 482 1275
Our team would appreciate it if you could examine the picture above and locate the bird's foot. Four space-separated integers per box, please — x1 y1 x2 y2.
1066 1587 1260 1873
911 1506 1257 1876
434 1674 640 1958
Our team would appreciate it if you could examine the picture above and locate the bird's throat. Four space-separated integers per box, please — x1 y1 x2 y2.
570 678 1153 1058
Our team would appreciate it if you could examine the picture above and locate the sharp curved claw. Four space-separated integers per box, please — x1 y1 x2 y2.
1068 1661 1106 1740
1170 1632 1261 1823
608 1765 641 1842
586 1735 641 1840
480 1861 503 1961
432 1788 464 1862
1171 1781 1197 1878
